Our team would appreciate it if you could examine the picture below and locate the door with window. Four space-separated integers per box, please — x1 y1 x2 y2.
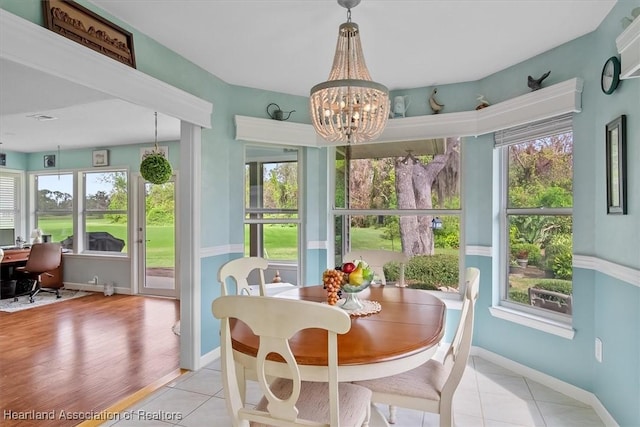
138 177 177 297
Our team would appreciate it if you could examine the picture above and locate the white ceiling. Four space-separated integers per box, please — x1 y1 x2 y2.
0 0 616 153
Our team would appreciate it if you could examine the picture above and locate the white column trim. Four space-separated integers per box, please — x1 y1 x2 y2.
179 122 201 371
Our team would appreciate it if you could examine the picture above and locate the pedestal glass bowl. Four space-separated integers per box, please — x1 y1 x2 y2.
340 280 371 311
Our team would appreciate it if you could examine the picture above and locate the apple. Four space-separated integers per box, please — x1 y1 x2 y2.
342 262 356 274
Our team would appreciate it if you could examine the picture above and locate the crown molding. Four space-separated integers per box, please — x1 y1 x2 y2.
235 78 583 146
234 115 318 147
0 9 212 128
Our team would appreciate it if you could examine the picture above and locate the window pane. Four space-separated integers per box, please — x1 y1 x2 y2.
508 133 573 209
84 171 128 253
504 128 573 317
38 214 74 244
335 214 460 289
36 174 73 212
245 146 300 262
336 138 461 210
506 216 573 313
244 223 298 261
36 174 73 243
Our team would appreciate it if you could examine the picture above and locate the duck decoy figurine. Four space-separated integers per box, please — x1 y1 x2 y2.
475 94 490 110
527 71 551 91
429 88 444 114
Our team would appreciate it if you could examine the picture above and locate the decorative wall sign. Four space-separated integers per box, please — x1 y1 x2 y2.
44 155 56 168
605 115 627 214
42 0 136 68
92 149 109 167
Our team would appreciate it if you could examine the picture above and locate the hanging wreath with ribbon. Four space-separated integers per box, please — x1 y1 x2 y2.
140 112 172 184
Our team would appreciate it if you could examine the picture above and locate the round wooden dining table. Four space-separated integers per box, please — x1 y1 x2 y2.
230 285 447 382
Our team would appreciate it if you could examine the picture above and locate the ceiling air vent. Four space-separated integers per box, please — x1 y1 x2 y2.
27 114 58 121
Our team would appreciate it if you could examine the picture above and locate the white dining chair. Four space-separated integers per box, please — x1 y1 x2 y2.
353 267 480 426
218 256 296 297
212 295 372 427
344 250 409 286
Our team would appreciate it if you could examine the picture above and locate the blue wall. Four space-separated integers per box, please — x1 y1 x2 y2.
2 0 639 424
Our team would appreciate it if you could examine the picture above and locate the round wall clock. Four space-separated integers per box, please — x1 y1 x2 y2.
601 56 621 95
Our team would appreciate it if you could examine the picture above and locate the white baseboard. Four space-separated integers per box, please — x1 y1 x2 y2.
471 346 618 426
63 282 132 295
199 347 221 370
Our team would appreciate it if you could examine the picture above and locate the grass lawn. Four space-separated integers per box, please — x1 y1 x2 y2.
37 220 458 267
37 217 174 268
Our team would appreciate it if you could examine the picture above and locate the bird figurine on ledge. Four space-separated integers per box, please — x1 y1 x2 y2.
429 88 444 114
527 71 551 91
475 94 490 110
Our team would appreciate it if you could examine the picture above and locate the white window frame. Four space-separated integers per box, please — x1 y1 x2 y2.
82 169 129 255
491 114 575 339
244 145 303 284
31 169 130 257
330 143 466 297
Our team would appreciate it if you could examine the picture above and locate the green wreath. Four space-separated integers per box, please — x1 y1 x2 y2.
140 153 172 184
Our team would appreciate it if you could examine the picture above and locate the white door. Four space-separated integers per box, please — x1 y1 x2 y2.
138 177 177 298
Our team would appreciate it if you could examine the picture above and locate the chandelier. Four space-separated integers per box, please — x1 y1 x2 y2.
309 0 389 144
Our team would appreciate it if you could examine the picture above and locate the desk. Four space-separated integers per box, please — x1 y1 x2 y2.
0 247 63 288
230 286 446 382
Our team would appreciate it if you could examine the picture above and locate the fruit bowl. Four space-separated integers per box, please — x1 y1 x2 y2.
341 280 372 293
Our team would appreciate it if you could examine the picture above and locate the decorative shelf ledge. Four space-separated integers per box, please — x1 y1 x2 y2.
616 16 640 79
236 78 583 147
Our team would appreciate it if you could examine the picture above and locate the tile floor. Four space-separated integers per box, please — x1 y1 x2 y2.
99 354 605 427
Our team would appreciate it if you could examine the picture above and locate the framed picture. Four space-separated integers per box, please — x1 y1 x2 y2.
92 149 109 167
140 146 169 161
42 0 136 68
605 115 627 215
44 154 56 168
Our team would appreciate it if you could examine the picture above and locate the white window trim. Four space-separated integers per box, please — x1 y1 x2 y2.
489 306 575 339
493 119 575 337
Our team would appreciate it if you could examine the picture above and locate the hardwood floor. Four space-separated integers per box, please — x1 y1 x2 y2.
0 293 180 427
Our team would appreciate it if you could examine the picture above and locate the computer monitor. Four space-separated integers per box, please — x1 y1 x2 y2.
0 228 16 248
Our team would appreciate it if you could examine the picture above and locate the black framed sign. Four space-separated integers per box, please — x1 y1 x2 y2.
605 115 627 214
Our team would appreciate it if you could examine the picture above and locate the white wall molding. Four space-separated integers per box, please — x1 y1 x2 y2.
574 255 640 288
235 78 583 146
467 246 639 288
471 346 618 426
465 245 493 257
307 240 329 250
200 244 244 258
0 9 212 128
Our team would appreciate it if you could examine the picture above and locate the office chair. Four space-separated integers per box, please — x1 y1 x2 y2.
14 243 63 303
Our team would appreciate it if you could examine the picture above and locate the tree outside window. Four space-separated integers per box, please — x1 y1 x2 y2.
333 138 462 291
